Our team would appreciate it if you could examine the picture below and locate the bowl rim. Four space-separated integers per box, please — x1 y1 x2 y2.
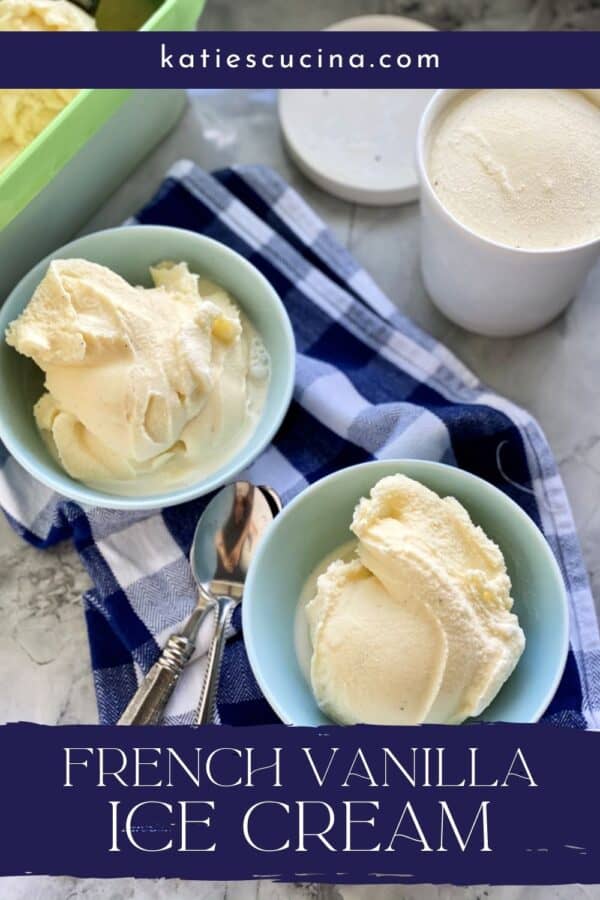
243 458 570 726
0 224 296 511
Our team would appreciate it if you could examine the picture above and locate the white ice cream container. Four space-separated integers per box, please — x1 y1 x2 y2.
416 89 600 337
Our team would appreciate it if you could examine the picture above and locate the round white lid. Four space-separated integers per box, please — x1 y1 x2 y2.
278 15 436 207
328 14 434 32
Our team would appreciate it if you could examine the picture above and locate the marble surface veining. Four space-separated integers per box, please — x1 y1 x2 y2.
198 0 600 30
1 13 599 897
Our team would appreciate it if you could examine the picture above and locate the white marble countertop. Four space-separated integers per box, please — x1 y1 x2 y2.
1 89 599 898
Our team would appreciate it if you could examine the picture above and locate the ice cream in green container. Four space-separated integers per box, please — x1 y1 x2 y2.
0 0 206 300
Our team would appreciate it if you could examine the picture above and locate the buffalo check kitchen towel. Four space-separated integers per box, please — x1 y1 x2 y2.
1 161 598 729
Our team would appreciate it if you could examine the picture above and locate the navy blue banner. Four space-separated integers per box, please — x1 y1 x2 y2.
0 32 598 88
1 722 599 884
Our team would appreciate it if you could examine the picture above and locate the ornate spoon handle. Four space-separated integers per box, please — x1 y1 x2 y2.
118 634 195 725
195 596 236 725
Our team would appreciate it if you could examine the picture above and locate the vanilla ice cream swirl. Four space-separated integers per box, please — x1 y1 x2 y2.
6 259 270 495
304 474 525 725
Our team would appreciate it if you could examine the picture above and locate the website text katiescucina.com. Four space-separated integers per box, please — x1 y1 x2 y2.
159 44 441 73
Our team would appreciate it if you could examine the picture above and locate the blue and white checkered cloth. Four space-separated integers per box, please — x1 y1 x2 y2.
1 161 599 728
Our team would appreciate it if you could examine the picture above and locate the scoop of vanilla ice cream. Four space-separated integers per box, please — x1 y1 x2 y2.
305 474 525 725
307 558 447 725
0 0 96 30
428 90 600 250
0 89 78 171
6 259 269 494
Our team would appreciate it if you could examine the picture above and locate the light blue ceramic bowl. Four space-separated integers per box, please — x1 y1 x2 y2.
243 459 569 725
0 225 295 510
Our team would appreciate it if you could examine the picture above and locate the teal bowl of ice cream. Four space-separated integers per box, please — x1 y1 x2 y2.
243 459 569 726
0 225 295 510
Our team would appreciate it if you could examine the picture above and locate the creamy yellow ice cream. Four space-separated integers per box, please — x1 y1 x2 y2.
0 0 96 174
6 259 270 496
303 474 525 725
428 90 600 250
0 89 78 171
0 0 95 30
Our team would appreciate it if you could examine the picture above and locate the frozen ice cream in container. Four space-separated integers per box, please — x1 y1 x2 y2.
416 89 600 337
0 0 207 302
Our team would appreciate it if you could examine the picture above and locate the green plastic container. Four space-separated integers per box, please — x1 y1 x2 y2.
0 0 206 300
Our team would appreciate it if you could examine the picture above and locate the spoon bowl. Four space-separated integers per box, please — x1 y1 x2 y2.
190 482 277 601
193 482 280 724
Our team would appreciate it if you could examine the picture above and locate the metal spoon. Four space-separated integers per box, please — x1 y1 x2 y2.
118 482 280 725
194 481 279 724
